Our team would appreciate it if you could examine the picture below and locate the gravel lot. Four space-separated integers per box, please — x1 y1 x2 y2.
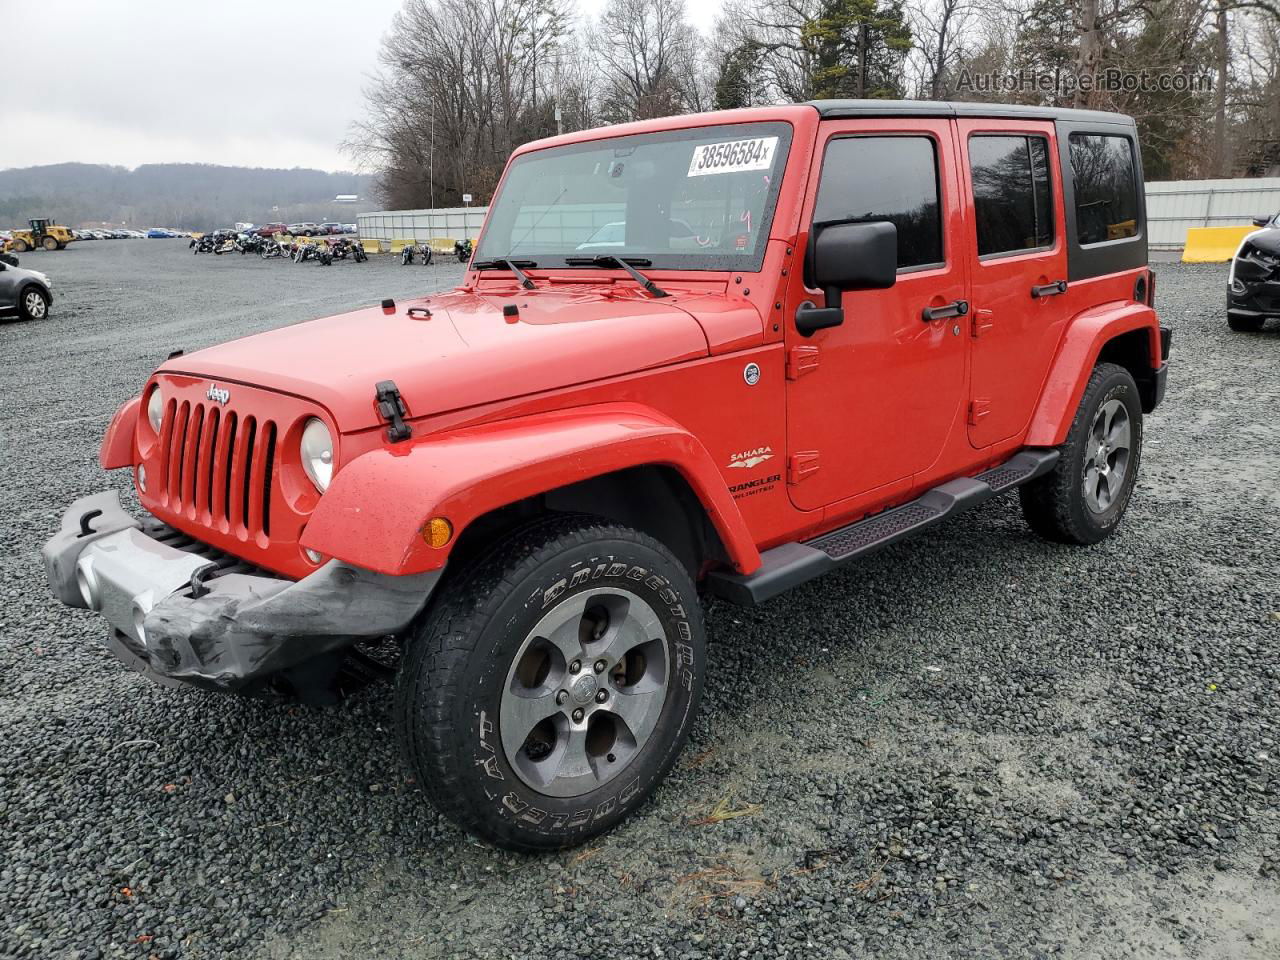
2 240 1278 959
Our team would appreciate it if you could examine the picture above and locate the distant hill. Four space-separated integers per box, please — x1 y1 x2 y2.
0 163 377 230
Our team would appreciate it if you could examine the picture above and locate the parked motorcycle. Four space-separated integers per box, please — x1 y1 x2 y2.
455 238 472 263
401 243 432 266
330 238 367 262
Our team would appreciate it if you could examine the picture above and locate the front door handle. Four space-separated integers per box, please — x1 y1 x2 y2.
1031 280 1068 298
922 299 969 322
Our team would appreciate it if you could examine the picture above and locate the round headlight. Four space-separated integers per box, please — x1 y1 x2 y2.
146 386 164 432
300 418 334 492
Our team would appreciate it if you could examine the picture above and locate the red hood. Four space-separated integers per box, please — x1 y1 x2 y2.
160 283 759 431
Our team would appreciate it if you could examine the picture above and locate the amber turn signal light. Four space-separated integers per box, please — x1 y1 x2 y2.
422 517 453 548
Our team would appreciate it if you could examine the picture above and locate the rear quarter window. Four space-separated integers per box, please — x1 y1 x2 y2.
1068 134 1139 246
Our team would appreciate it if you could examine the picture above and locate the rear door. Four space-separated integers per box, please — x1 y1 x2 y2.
784 118 971 511
957 119 1069 448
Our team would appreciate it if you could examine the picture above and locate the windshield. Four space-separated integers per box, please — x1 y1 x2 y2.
475 122 793 271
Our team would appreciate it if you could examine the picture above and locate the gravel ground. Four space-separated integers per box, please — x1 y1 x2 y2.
2 242 1278 960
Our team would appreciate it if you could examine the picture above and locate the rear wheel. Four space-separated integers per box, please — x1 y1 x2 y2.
1228 312 1265 333
396 516 704 851
19 286 49 321
41 236 58 251
1020 362 1142 545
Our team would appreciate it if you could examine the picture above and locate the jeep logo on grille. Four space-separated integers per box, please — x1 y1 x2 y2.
206 384 230 405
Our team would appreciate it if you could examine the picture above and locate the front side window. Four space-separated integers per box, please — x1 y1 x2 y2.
969 135 1054 256
475 122 792 271
812 136 943 270
1069 133 1139 245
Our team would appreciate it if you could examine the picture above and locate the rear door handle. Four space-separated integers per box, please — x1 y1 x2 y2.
922 299 969 322
1031 280 1068 298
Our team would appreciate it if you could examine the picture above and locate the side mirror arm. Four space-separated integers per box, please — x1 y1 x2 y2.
795 285 844 337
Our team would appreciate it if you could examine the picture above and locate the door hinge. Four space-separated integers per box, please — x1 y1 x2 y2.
375 380 412 442
971 308 994 338
786 345 820 380
788 451 820 484
968 399 992 425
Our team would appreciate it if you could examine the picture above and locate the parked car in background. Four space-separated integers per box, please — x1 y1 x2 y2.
146 228 176 238
0 258 53 321
1228 210 1280 332
318 222 344 235
342 223 358 234
288 222 319 236
254 223 289 237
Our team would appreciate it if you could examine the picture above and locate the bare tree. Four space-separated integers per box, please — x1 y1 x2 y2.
587 0 704 121
907 0 977 98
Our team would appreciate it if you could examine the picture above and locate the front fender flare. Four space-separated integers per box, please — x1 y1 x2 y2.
99 395 140 470
1026 301 1161 448
302 402 761 577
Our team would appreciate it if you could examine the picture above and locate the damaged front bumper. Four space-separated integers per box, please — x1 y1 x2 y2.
1230 237 1280 319
41 491 441 692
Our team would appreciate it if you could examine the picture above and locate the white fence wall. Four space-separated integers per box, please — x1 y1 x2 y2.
358 178 1280 251
356 206 487 244
1146 178 1280 250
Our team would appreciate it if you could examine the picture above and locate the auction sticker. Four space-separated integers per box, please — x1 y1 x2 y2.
688 136 778 177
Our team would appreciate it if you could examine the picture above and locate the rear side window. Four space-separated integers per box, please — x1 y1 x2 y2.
813 136 943 270
969 135 1054 256
1069 134 1139 245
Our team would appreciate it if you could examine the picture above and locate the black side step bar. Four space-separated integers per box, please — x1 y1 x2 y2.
705 449 1059 606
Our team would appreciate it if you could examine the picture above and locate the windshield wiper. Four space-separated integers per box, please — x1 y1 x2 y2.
472 258 536 289
564 255 669 298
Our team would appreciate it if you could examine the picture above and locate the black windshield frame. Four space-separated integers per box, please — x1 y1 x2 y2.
475 121 795 273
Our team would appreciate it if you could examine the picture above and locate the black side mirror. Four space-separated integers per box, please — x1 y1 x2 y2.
1252 215 1272 227
797 220 898 336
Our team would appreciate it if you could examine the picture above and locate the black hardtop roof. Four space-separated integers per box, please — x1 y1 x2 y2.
808 99 1135 126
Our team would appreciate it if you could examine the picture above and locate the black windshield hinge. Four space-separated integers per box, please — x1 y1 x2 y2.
375 380 412 443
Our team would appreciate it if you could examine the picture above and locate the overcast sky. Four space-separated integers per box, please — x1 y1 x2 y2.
1 0 721 173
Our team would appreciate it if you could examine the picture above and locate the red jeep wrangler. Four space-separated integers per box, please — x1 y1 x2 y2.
43 101 1169 851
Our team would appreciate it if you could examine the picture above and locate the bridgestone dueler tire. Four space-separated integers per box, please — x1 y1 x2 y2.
395 516 705 851
1019 362 1143 545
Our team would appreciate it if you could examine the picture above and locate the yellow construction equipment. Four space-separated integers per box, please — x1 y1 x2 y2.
6 218 76 252
1182 225 1255 263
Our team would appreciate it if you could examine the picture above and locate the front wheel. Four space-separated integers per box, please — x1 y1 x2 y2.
1020 362 1143 544
396 516 704 851
19 286 49 321
1228 311 1265 333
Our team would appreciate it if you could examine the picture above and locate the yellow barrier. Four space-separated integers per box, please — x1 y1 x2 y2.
360 238 383 255
389 237 413 254
1182 226 1254 263
427 237 458 254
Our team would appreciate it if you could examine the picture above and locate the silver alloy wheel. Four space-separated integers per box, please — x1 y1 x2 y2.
24 291 46 319
500 587 670 798
1083 398 1131 514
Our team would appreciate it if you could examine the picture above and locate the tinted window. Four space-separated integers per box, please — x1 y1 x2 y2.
970 135 1054 256
813 136 943 269
1069 134 1139 245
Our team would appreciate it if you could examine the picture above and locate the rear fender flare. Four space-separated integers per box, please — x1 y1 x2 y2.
1026 302 1161 447
302 402 761 577
99 396 140 470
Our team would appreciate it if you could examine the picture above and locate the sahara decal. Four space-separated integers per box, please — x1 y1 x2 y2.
727 446 774 469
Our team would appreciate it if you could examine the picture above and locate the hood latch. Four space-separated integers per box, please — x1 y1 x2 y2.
375 380 412 443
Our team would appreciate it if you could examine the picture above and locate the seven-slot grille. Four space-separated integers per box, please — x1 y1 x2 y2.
156 397 277 538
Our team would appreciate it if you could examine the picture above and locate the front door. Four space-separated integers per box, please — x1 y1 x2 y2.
957 119 1069 448
785 119 971 513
